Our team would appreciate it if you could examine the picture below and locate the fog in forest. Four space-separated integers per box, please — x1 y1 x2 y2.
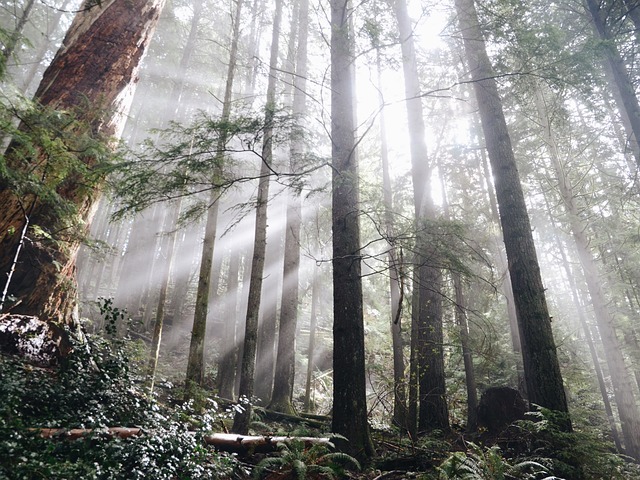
3 0 640 468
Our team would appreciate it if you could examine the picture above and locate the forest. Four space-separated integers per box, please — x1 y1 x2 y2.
1 0 640 478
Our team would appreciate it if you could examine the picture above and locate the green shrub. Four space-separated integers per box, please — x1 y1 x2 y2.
511 408 640 480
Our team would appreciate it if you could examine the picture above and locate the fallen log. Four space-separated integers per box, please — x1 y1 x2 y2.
259 409 328 428
37 427 142 440
204 433 332 453
34 428 331 453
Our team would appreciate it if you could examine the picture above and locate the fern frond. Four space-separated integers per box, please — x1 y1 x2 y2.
292 458 308 480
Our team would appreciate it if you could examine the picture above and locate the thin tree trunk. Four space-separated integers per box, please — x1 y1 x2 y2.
185 0 243 399
147 199 182 393
17 0 73 94
552 226 623 452
232 0 283 434
0 0 37 76
375 45 407 430
217 248 241 400
454 0 571 427
440 175 478 432
254 227 281 406
270 0 310 414
393 0 449 433
303 271 319 413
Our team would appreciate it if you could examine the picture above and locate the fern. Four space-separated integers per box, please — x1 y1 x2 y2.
252 438 360 479
438 442 558 480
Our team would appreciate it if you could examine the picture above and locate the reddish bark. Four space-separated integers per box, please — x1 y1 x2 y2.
0 0 165 326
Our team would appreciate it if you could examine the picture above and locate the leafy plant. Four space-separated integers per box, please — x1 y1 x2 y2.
437 442 556 480
513 408 640 479
0 318 239 479
252 438 361 480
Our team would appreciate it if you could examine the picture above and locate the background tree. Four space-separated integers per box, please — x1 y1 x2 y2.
233 0 284 434
393 0 449 433
269 0 310 414
184 0 243 398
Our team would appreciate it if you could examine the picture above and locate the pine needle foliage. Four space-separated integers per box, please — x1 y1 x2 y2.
111 108 321 223
0 89 117 238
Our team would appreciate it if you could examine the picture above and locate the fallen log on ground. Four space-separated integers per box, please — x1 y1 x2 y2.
204 433 332 453
37 427 142 440
259 409 328 428
212 396 330 428
34 428 331 453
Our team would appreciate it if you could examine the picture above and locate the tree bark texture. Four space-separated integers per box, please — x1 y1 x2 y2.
330 0 374 459
478 135 524 391
454 0 571 424
0 0 165 324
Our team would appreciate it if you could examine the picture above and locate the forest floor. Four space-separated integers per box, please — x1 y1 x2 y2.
3 320 640 480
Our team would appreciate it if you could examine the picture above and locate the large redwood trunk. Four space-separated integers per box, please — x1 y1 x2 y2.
0 0 165 324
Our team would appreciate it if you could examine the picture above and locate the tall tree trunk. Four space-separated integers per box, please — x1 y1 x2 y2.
376 45 407 430
454 0 571 427
330 0 374 458
534 85 639 457
185 0 243 399
232 0 283 434
477 127 525 392
270 0 310 414
393 0 449 433
0 0 166 326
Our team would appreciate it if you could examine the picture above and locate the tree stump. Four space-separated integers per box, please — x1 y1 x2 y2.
477 386 527 433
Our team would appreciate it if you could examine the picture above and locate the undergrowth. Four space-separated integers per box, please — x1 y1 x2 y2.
0 318 240 480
